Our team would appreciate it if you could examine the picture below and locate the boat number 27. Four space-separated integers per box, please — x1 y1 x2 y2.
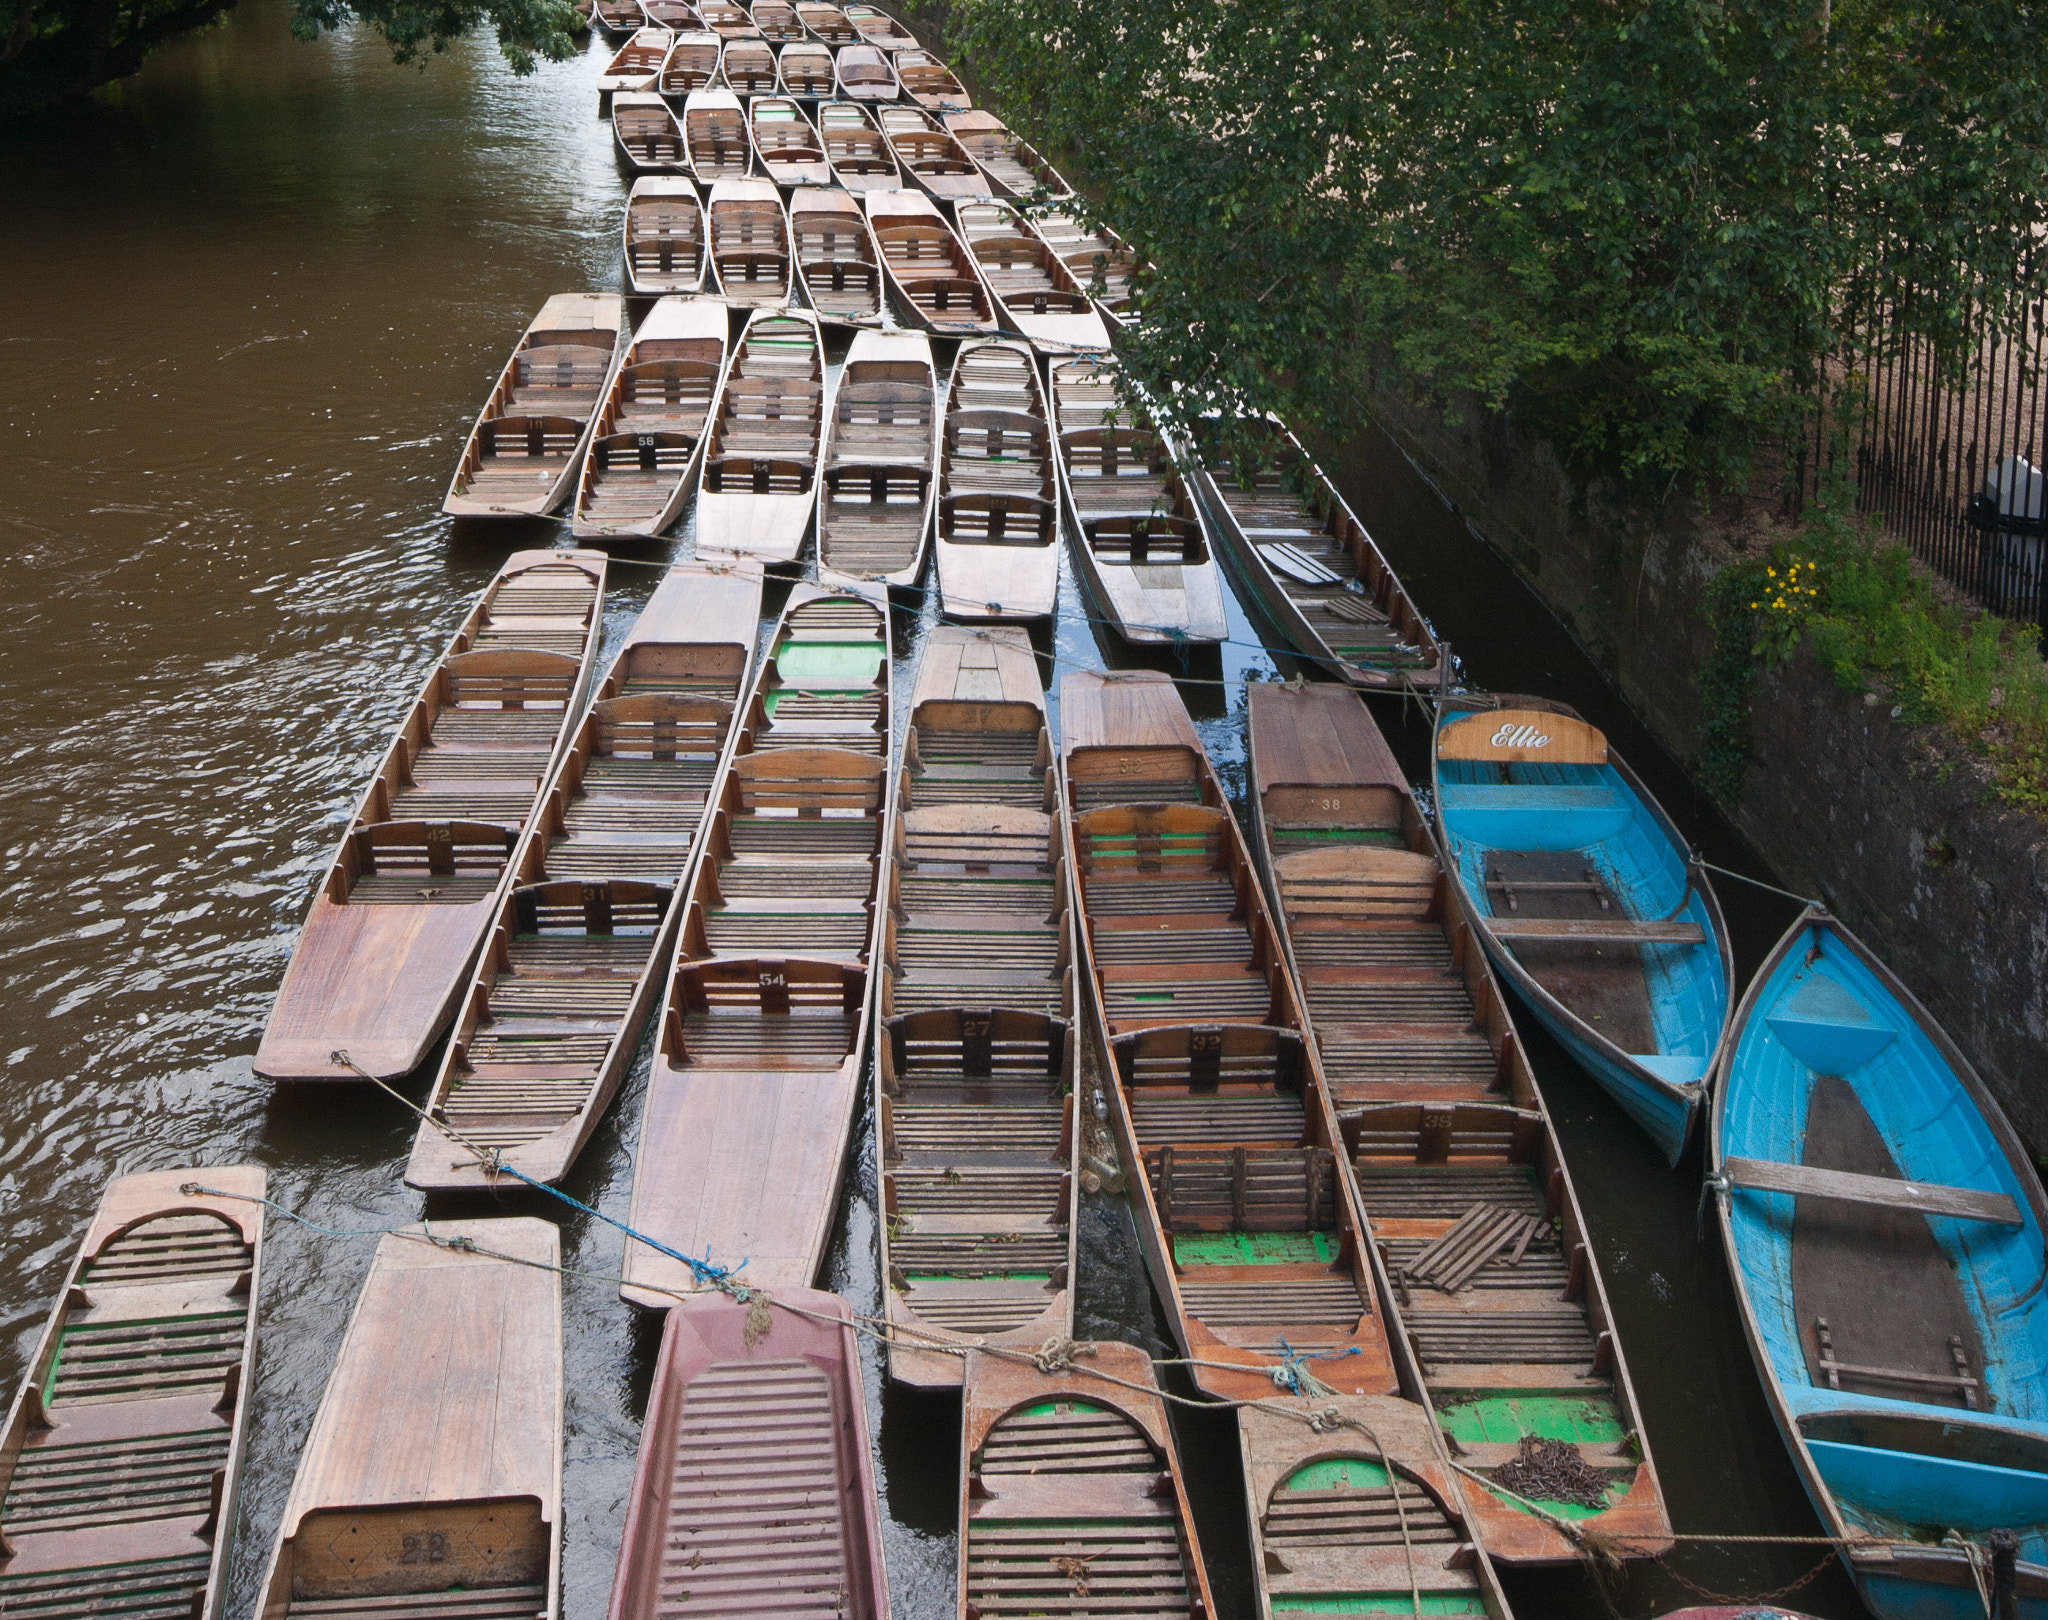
400 1531 449 1564
1490 723 1550 750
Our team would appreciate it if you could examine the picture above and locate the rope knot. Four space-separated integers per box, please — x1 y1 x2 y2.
1033 1336 1094 1374
1307 1405 1361 1433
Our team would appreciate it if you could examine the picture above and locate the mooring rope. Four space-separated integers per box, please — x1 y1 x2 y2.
1695 857 1824 908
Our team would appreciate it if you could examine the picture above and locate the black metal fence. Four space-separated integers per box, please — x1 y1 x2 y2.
1823 288 2048 632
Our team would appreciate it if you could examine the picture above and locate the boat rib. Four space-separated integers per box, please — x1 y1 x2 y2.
1249 681 1673 1567
817 328 939 585
571 294 728 539
694 307 823 565
877 626 1078 1386
250 1219 563 1620
934 338 1060 623
1058 669 1399 1403
1049 356 1228 644
406 561 765 1191
1197 419 1443 688
0 1169 264 1620
623 175 708 296
621 582 892 1307
790 185 886 327
256 550 607 1083
608 1290 889 1620
444 293 625 517
866 187 1000 337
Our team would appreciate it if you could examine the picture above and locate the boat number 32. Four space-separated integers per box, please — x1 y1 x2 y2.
1490 723 1551 749
400 1531 449 1564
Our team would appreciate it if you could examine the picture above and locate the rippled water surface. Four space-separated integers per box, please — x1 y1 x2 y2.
0 9 1870 1616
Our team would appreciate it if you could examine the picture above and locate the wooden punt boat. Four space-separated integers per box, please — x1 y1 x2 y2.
571 295 727 538
656 27 720 96
958 1344 1218 1619
623 174 708 297
406 561 764 1190
694 308 823 565
892 46 966 109
707 177 793 308
620 581 892 1307
252 1219 561 1620
942 109 1073 199
594 0 643 32
256 552 607 1083
612 88 688 171
778 39 836 96
1196 417 1442 689
878 104 986 201
866 187 1000 337
1048 355 1228 645
799 0 857 43
698 0 760 37
444 292 625 517
749 96 832 187
1248 682 1671 1566
0 1168 264 1620
597 24 674 92
1057 668 1399 1403
877 626 1077 1386
844 0 916 48
1710 905 2048 1620
574 0 592 31
608 1289 889 1620
641 0 702 28
791 185 886 326
1431 695 1733 1164
816 329 938 586
834 41 900 101
1026 205 1138 324
718 33 776 93
956 198 1112 354
684 86 751 182
933 339 1060 623
752 0 806 40
820 99 901 190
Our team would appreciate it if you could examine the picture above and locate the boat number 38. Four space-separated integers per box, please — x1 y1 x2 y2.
1490 722 1551 749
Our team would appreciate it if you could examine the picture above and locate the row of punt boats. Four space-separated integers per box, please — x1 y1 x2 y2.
605 33 964 109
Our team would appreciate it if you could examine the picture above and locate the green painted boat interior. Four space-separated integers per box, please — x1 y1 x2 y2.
1270 1596 1486 1615
770 639 886 685
1269 827 1406 850
1175 1230 1338 1266
1282 1457 1390 1491
1436 1394 1625 1446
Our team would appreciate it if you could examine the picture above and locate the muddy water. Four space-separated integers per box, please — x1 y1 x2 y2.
0 8 1866 1616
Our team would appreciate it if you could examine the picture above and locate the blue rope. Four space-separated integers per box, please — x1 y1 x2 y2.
1271 1338 1363 1395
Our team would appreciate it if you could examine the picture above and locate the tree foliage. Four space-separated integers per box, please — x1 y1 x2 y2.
0 0 579 118
955 0 2048 490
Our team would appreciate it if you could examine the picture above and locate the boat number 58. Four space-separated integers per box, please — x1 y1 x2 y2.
400 1531 449 1564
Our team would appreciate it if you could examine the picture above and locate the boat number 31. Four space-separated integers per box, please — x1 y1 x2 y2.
1490 723 1551 749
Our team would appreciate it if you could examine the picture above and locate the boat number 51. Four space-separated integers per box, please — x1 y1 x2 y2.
400 1531 449 1564
1490 723 1550 749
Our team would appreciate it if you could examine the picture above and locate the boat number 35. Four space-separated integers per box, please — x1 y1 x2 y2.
1490 723 1551 749
400 1531 449 1564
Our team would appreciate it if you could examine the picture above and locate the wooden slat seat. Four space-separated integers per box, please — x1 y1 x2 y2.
1129 1090 1305 1147
337 821 516 905
0 1555 216 1620
1176 1276 1365 1328
1264 1476 1460 1548
1342 1102 1545 1165
1144 1143 1337 1233
1402 1304 1600 1370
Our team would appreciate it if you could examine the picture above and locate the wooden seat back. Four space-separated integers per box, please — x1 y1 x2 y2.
900 804 1051 870
1145 1143 1337 1234
591 431 699 473
287 1497 548 1601
940 492 1054 545
591 693 733 759
1111 1023 1304 1093
336 820 516 896
947 409 1048 464
513 879 670 937
1261 781 1405 836
515 343 612 392
618 358 719 406
671 956 865 1018
884 1007 1066 1083
1084 511 1204 564
443 648 582 709
1340 1102 1543 1165
1275 846 1440 922
1073 803 1229 879
478 414 587 460
733 746 886 815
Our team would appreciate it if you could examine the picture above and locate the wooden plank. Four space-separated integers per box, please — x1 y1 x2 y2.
1727 1155 2022 1227
1437 707 1608 765
1484 916 1705 944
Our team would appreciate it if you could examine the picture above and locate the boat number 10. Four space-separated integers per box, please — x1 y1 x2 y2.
1490 723 1551 749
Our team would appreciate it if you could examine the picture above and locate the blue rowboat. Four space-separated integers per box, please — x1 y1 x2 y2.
1430 695 1733 1163
1710 905 2048 1620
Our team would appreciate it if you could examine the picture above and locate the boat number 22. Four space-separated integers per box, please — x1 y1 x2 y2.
400 1531 449 1564
1490 723 1551 749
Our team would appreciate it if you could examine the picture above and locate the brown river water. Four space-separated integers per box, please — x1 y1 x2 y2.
0 8 1872 1615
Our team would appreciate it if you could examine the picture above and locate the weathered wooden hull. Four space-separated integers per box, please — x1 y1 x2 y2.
0 1168 264 1620
257 551 608 1083
693 307 823 568
1431 693 1733 1164
815 328 939 588
253 1218 563 1620
1712 906 2048 1620
934 340 1060 624
610 1289 889 1620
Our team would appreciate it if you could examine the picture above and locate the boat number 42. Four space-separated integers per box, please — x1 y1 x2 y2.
1490 723 1550 749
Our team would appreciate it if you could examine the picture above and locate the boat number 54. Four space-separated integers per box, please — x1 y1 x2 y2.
1490 723 1550 749
400 1531 449 1564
